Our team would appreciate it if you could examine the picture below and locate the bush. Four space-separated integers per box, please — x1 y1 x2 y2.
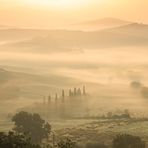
0 131 41 148
130 81 142 89
112 134 145 148
58 138 76 148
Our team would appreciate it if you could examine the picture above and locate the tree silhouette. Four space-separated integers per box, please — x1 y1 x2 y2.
12 111 51 144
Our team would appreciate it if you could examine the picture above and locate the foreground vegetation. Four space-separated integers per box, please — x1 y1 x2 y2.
0 131 146 148
0 111 147 148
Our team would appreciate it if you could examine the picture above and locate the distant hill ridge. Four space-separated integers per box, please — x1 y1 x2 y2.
1 18 148 52
71 17 132 30
77 17 131 26
108 23 148 30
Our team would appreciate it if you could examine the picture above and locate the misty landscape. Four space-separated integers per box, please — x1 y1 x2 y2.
1 1 148 147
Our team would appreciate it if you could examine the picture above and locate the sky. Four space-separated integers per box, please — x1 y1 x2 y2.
0 0 148 29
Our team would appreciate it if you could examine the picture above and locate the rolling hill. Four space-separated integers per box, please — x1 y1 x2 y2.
1 23 148 53
0 67 80 101
71 17 131 31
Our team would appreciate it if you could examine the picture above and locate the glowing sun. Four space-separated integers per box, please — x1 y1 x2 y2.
24 0 89 8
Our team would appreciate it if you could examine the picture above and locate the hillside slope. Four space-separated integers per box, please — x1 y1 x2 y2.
2 23 148 53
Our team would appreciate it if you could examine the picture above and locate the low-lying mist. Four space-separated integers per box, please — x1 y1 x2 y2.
1 24 148 138
1 47 148 120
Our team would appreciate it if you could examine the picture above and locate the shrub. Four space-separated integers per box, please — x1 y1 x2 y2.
130 81 142 89
58 138 76 148
112 134 145 148
0 131 41 148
